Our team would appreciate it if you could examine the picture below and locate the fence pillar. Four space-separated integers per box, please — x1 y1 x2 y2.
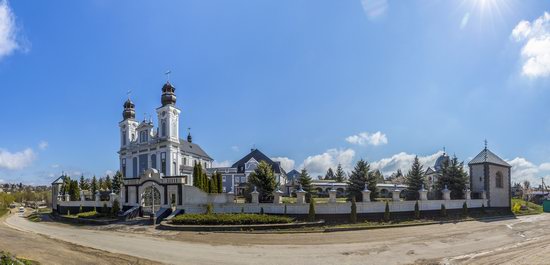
419 185 428 201
296 186 306 204
392 185 401 201
362 184 371 202
328 188 337 203
251 186 259 204
65 193 70 202
465 189 471 200
273 189 283 204
442 185 451 200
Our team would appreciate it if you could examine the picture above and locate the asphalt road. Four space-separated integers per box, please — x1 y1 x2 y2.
5 213 550 265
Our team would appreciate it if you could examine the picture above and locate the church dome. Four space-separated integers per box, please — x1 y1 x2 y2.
434 153 449 172
122 99 135 120
161 81 177 106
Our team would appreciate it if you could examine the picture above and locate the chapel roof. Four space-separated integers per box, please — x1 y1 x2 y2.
468 148 511 168
179 139 212 160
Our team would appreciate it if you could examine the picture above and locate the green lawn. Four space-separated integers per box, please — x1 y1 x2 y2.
281 197 347 204
0 251 38 265
0 208 8 218
512 198 543 215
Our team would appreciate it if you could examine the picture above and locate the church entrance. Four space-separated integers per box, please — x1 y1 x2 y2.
142 186 161 215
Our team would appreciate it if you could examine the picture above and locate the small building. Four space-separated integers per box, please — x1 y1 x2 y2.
468 146 511 209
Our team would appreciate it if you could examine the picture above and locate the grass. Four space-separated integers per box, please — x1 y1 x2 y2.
170 213 294 225
512 198 543 216
0 251 38 265
0 208 8 218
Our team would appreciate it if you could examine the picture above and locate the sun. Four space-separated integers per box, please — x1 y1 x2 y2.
459 0 515 29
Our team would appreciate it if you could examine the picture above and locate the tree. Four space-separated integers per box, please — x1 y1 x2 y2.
308 198 316 222
208 175 216 193
462 201 468 217
91 176 98 195
324 168 335 180
405 156 426 200
350 197 357 223
216 172 223 193
245 161 277 202
79 175 89 191
436 156 469 199
98 177 104 191
112 171 123 194
112 199 120 216
384 201 390 222
297 168 313 201
372 169 385 184
414 201 420 219
104 175 112 191
335 164 346 182
440 204 447 217
348 159 378 201
69 180 80 201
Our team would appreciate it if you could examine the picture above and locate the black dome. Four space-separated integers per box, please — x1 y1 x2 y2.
122 99 135 120
161 81 177 106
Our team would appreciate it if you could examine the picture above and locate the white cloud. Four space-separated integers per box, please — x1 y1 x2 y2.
0 179 4 183
300 148 356 176
213 160 232 168
231 146 239 152
51 164 59 168
346 131 388 146
361 0 388 21
0 148 35 170
38 141 48 150
511 12 550 78
506 157 550 185
0 0 19 59
105 170 114 176
371 151 443 176
271 157 295 172
460 12 470 30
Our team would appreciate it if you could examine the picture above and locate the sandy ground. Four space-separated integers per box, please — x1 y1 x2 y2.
0 210 161 265
4 211 550 265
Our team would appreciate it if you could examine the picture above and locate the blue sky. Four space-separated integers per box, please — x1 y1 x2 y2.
0 0 549 185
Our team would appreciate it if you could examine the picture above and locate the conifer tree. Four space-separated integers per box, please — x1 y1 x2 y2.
298 168 313 201
384 201 390 222
372 169 385 184
91 176 98 195
308 198 316 222
104 175 112 191
324 168 335 180
436 156 469 199
98 177 104 191
244 161 276 202
216 172 223 193
350 196 357 223
112 171 123 194
348 159 378 201
79 175 89 191
335 164 346 182
405 156 426 200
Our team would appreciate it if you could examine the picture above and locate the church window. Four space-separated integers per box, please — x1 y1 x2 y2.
122 131 126 145
132 157 138 178
161 120 167 137
222 176 226 182
204 162 207 168
183 157 187 166
121 159 126 177
161 152 166 175
496 172 503 188
151 154 157 170
173 162 177 175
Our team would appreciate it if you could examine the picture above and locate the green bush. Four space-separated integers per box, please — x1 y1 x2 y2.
112 200 120 216
77 211 100 219
414 201 420 219
79 205 83 214
384 201 390 222
350 197 357 223
481 203 485 213
441 204 447 217
102 203 108 214
462 201 468 216
308 198 316 222
170 214 293 225
206 203 213 215
284 204 287 215
260 207 264 215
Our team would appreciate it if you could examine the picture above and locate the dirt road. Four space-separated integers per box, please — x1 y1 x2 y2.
4 212 550 265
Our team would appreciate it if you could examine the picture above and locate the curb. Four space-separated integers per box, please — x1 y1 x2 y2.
158 220 325 231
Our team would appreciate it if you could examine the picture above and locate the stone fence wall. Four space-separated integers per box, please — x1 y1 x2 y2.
178 199 488 215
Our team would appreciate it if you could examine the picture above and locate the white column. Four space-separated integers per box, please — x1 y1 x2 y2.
442 185 451 200
328 188 337 203
273 189 283 204
419 185 428 201
392 185 401 201
80 190 85 201
251 186 259 204
362 184 371 202
65 193 70 202
296 186 306 204
465 189 471 200
481 190 487 200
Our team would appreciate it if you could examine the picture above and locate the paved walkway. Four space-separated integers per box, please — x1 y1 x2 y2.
5 213 550 264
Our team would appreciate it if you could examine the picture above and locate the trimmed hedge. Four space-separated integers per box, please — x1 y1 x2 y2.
170 213 293 225
76 211 107 219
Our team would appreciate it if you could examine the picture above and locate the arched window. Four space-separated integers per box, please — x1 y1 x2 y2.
161 120 166 137
132 157 138 178
122 131 126 145
496 171 504 188
183 157 187 166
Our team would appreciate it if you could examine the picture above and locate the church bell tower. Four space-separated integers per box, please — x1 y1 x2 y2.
156 81 181 143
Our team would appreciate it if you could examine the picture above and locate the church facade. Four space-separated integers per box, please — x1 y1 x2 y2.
119 81 213 212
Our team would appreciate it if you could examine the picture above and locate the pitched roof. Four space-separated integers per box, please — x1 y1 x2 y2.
179 139 212 160
287 169 300 180
468 148 511 167
231 149 283 174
